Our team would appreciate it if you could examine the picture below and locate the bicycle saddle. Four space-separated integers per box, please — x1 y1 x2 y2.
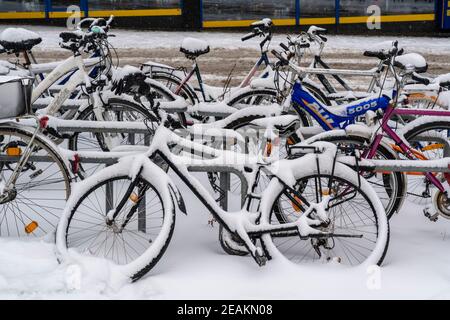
250 115 300 135
0 28 42 53
251 18 273 29
394 53 428 74
180 37 210 59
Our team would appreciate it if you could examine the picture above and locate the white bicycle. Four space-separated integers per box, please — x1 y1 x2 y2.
56 102 389 281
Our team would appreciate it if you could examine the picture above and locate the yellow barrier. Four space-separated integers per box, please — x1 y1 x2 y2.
204 13 435 28
0 12 45 19
0 8 181 20
88 8 181 17
341 13 435 24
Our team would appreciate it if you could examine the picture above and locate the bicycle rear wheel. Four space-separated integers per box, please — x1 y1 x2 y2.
403 120 450 206
69 98 158 179
0 125 71 238
260 161 389 267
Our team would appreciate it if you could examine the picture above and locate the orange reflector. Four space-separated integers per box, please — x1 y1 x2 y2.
265 141 272 157
287 137 295 145
25 221 38 234
6 146 21 156
129 192 139 203
292 196 302 212
421 144 444 152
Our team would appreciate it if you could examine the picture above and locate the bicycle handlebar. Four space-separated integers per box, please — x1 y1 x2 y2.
279 42 290 52
241 31 260 42
411 73 431 86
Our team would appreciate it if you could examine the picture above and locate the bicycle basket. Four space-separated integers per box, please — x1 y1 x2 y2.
0 76 33 119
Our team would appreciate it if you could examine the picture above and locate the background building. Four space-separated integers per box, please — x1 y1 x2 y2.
0 0 446 32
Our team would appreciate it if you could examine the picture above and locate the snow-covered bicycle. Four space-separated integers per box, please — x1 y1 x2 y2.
56 104 389 281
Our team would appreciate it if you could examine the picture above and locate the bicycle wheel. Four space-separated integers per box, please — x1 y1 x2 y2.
58 165 176 282
146 78 188 126
305 135 406 219
152 72 198 105
260 160 389 267
0 125 71 238
69 98 158 179
403 120 450 205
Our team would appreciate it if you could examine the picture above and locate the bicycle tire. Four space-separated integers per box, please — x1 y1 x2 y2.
260 160 390 267
306 134 406 219
0 125 72 238
57 163 176 282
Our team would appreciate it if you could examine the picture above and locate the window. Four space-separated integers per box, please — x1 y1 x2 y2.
339 0 435 16
0 0 45 12
203 0 295 21
300 0 335 17
87 0 181 11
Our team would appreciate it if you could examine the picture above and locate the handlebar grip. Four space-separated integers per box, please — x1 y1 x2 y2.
241 32 258 41
318 34 328 42
271 49 289 65
279 42 290 51
411 73 430 86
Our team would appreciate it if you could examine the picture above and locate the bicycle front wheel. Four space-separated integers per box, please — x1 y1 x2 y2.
0 125 71 238
57 165 176 282
260 160 389 267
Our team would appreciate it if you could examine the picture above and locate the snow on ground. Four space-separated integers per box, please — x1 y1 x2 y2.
0 24 450 55
0 172 449 300
0 26 449 299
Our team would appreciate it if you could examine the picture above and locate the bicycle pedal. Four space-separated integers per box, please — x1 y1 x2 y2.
423 207 439 222
254 252 267 267
29 169 43 180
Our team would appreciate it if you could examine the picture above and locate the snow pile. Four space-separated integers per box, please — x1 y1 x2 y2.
395 53 428 72
1 25 450 55
111 65 142 83
180 37 210 55
437 91 450 108
0 238 136 299
435 73 450 85
1 196 450 299
0 28 41 43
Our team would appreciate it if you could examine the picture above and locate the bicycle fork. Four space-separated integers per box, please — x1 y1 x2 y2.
105 168 146 233
0 121 41 203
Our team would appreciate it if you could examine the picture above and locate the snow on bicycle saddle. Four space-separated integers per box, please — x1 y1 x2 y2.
180 37 210 59
0 76 33 119
0 28 42 53
395 53 428 73
251 18 273 28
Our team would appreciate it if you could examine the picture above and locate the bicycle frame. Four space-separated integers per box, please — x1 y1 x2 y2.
293 34 385 98
174 50 272 103
311 55 384 96
106 123 353 264
32 54 92 115
364 104 450 192
290 81 390 130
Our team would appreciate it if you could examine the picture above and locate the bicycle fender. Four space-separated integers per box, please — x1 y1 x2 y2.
168 184 187 215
